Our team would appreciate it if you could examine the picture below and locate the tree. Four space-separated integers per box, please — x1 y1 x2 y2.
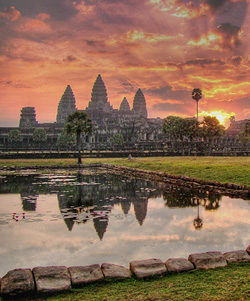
65 111 93 164
238 120 250 146
162 116 183 141
162 116 199 154
182 118 200 154
182 118 200 141
201 116 225 154
192 88 202 120
110 133 124 150
56 131 76 150
8 129 23 145
32 128 47 149
243 120 250 136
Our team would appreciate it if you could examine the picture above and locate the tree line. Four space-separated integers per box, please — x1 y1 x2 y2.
6 112 250 160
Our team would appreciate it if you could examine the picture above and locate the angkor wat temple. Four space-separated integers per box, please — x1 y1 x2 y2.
0 74 249 153
0 74 163 150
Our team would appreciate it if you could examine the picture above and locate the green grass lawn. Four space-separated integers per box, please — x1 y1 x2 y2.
1 156 250 186
17 263 250 301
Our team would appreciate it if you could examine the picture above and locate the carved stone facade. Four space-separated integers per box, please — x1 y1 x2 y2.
54 74 162 146
227 118 249 135
0 74 162 149
19 107 38 129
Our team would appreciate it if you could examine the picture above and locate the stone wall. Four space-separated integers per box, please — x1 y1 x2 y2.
1 247 250 298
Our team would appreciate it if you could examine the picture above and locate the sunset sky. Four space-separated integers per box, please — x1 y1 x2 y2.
1 0 250 127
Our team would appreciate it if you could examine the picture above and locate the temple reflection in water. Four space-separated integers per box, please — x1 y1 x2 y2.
0 170 226 239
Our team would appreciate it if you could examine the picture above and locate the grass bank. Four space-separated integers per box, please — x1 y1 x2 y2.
18 263 250 301
1 156 250 186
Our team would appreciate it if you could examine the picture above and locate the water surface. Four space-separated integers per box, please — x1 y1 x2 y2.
0 169 250 277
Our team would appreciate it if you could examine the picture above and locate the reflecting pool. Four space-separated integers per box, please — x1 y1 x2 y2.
1 169 250 277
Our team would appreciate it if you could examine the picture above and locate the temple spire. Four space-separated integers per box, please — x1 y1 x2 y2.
56 85 76 124
119 97 130 113
91 74 108 104
132 88 147 118
86 74 113 118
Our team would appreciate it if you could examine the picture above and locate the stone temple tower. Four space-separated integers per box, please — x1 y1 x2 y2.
119 97 131 114
56 85 76 124
19 107 38 128
85 74 113 119
132 88 148 118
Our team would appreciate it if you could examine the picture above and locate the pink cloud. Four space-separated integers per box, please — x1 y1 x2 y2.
0 6 20 21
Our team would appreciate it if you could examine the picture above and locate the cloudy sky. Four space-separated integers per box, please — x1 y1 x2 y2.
0 0 250 127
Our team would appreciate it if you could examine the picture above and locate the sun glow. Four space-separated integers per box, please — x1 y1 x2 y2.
201 110 235 126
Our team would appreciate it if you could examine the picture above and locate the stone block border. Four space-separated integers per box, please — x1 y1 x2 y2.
1 164 250 199
1 246 250 298
102 164 250 199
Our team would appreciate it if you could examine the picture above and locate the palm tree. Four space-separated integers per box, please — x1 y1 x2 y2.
192 88 202 120
65 111 93 164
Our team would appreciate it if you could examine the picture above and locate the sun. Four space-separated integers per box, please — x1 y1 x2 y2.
201 110 235 126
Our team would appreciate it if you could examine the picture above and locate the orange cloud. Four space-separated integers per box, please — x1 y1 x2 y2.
73 1 95 15
188 23 243 51
1 1 250 125
18 19 51 34
107 30 173 45
172 2 209 18
0 6 20 21
37 13 50 21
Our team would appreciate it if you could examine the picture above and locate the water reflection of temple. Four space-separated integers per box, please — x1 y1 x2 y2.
21 193 38 211
0 171 231 239
57 173 162 239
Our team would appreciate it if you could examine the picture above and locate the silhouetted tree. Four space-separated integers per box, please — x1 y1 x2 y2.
56 131 76 150
162 116 183 140
33 128 47 149
65 111 93 164
8 129 23 146
201 116 225 154
110 133 124 150
162 116 199 154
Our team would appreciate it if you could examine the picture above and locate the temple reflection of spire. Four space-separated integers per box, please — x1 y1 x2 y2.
0 169 243 240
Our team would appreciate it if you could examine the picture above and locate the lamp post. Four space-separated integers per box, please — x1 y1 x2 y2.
192 88 202 120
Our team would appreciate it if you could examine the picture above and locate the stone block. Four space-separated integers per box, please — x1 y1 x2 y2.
188 251 227 270
165 258 194 273
68 264 104 286
223 250 250 263
246 245 250 254
101 263 131 279
130 258 167 278
1 269 35 296
32 266 71 293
